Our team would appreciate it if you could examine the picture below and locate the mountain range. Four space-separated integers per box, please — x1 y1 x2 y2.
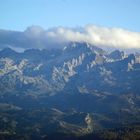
0 42 140 140
0 42 140 95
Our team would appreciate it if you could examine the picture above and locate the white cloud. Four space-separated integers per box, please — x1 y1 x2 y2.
44 25 140 49
1 25 140 50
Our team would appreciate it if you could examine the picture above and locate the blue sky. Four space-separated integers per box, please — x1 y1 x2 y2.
0 0 140 31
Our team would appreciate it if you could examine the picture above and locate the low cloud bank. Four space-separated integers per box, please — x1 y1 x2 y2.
0 25 140 50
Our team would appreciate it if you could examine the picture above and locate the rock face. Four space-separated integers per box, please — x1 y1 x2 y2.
109 50 125 60
0 42 140 96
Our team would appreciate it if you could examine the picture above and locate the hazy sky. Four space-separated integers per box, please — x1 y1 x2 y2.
0 0 140 31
